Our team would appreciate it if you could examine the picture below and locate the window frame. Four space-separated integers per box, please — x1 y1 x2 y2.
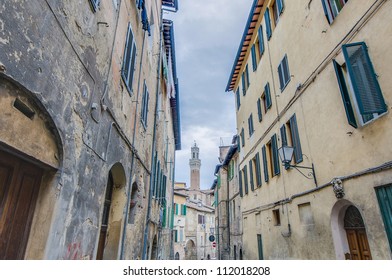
321 0 349 24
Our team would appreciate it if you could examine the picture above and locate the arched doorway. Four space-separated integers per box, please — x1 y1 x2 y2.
175 252 180 260
331 200 372 260
185 239 197 260
96 163 126 260
344 206 372 260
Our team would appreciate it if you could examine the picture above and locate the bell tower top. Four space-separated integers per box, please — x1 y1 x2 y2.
189 141 201 190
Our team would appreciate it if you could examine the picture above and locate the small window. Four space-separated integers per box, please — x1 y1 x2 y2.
271 0 284 27
272 209 281 226
198 214 205 224
333 42 387 127
266 134 280 178
249 153 262 191
321 0 349 24
89 0 100 12
122 24 137 95
278 55 291 92
261 83 272 113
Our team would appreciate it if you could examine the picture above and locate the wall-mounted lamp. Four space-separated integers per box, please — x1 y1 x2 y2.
278 145 318 187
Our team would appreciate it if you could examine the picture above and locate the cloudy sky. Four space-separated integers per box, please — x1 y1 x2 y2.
166 0 254 189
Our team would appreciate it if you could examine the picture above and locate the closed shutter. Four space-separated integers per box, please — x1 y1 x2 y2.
245 65 250 88
262 145 269 183
280 124 287 146
122 24 137 94
257 234 264 260
375 185 392 252
239 169 243 197
278 61 284 91
258 25 264 56
289 114 303 163
251 45 257 71
265 8 272 40
265 83 272 109
257 98 263 122
271 134 280 176
249 160 254 191
242 72 246 96
343 42 387 115
255 153 262 187
277 0 284 15
333 60 358 128
236 89 241 110
243 166 249 195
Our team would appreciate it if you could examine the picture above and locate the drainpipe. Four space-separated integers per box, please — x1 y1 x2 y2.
119 22 148 260
223 165 231 259
142 7 163 260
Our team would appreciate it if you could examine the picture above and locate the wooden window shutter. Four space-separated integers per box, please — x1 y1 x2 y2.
277 0 284 15
258 25 264 56
271 134 280 176
257 98 263 122
265 83 272 109
251 45 257 71
332 60 358 128
239 169 243 197
289 114 303 164
265 8 272 40
255 152 262 187
242 72 246 96
342 42 387 115
243 166 249 195
262 145 269 183
249 160 254 191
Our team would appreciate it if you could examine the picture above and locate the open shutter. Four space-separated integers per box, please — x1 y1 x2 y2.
255 153 262 187
271 134 280 176
277 0 284 15
333 60 358 128
258 25 264 56
375 185 392 252
265 83 272 109
236 89 241 110
265 8 272 40
262 145 269 183
321 0 332 24
257 98 263 122
245 65 250 88
249 160 254 191
280 124 287 146
251 45 257 71
242 73 246 96
243 166 249 195
278 62 284 91
342 42 387 115
289 114 303 164
239 170 243 197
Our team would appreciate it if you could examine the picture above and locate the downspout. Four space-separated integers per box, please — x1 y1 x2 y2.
169 160 176 259
142 7 163 260
223 166 231 259
119 24 148 259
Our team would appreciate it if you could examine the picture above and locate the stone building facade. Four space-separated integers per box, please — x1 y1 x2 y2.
0 0 180 260
225 0 392 259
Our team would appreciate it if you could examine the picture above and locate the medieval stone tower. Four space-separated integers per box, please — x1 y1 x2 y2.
189 141 201 191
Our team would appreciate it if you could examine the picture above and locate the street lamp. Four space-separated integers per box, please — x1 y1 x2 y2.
278 145 318 187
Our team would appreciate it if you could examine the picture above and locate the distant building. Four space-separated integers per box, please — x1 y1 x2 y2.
174 143 216 260
225 0 392 259
0 0 180 260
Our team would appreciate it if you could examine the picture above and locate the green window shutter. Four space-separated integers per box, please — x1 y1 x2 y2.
239 169 243 197
289 114 303 164
258 25 264 56
162 206 167 228
243 166 249 195
280 124 287 146
265 83 272 109
333 60 358 128
255 152 262 187
183 205 187 216
342 42 387 115
251 45 257 71
257 98 263 122
236 88 241 110
257 234 264 260
175 203 179 215
245 64 250 88
170 206 174 228
174 230 178 242
249 160 254 191
241 128 245 147
265 8 272 40
375 185 392 252
242 73 246 96
262 145 269 183
271 134 280 176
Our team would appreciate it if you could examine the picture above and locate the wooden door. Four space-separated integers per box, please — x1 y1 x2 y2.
0 150 43 259
344 206 372 260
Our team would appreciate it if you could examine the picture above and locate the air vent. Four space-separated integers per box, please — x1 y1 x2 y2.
13 98 35 119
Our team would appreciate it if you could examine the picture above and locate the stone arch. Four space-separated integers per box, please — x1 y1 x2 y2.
185 239 197 260
331 199 372 259
0 75 63 259
97 162 127 260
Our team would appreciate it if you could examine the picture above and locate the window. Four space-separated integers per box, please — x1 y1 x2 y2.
257 25 265 58
257 98 263 122
272 209 281 226
242 64 250 95
240 128 245 147
375 184 392 251
264 8 272 40
261 82 272 114
249 153 262 191
141 81 149 127
251 45 257 72
174 229 178 242
280 114 303 164
236 88 241 110
248 114 254 137
239 169 244 197
278 55 291 92
262 145 269 183
89 0 100 12
122 24 137 95
271 0 284 27
322 0 349 24
243 165 249 195
333 42 387 127
265 134 280 179
228 160 235 181
198 214 205 225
